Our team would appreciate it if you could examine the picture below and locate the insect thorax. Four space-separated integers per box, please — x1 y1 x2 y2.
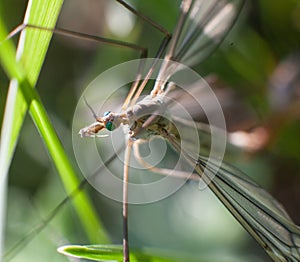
125 95 178 140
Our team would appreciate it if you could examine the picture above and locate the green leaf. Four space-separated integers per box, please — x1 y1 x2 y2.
0 0 109 256
58 244 186 262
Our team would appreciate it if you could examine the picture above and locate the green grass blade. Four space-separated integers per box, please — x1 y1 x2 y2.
0 10 29 261
0 0 110 256
58 245 188 262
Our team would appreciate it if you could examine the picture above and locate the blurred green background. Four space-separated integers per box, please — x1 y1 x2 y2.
0 0 300 261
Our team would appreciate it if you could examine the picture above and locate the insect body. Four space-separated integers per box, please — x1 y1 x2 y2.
79 93 175 140
76 0 300 261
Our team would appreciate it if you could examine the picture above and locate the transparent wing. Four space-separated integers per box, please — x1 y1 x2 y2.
173 0 244 67
153 0 244 94
197 156 300 261
166 132 300 261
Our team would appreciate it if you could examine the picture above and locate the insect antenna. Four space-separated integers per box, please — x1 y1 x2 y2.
83 96 99 120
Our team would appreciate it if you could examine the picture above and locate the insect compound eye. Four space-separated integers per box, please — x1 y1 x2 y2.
105 121 114 131
103 111 114 131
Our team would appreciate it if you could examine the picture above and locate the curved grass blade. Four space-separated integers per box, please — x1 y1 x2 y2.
0 0 109 259
58 244 191 262
0 16 25 261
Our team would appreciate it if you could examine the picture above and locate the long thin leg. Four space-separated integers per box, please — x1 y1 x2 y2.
116 0 172 110
132 140 200 181
115 0 170 37
129 0 194 103
7 23 147 56
6 11 171 114
150 0 194 97
5 3 172 113
123 139 133 262
115 0 172 109
122 34 171 110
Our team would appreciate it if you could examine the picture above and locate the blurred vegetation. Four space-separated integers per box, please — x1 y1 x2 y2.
0 0 299 261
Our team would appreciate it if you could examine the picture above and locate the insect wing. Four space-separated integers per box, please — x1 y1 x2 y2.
161 100 300 261
154 0 244 94
172 0 244 67
194 155 300 261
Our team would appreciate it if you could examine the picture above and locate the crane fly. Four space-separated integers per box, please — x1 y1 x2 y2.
72 0 300 261
2 0 300 261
